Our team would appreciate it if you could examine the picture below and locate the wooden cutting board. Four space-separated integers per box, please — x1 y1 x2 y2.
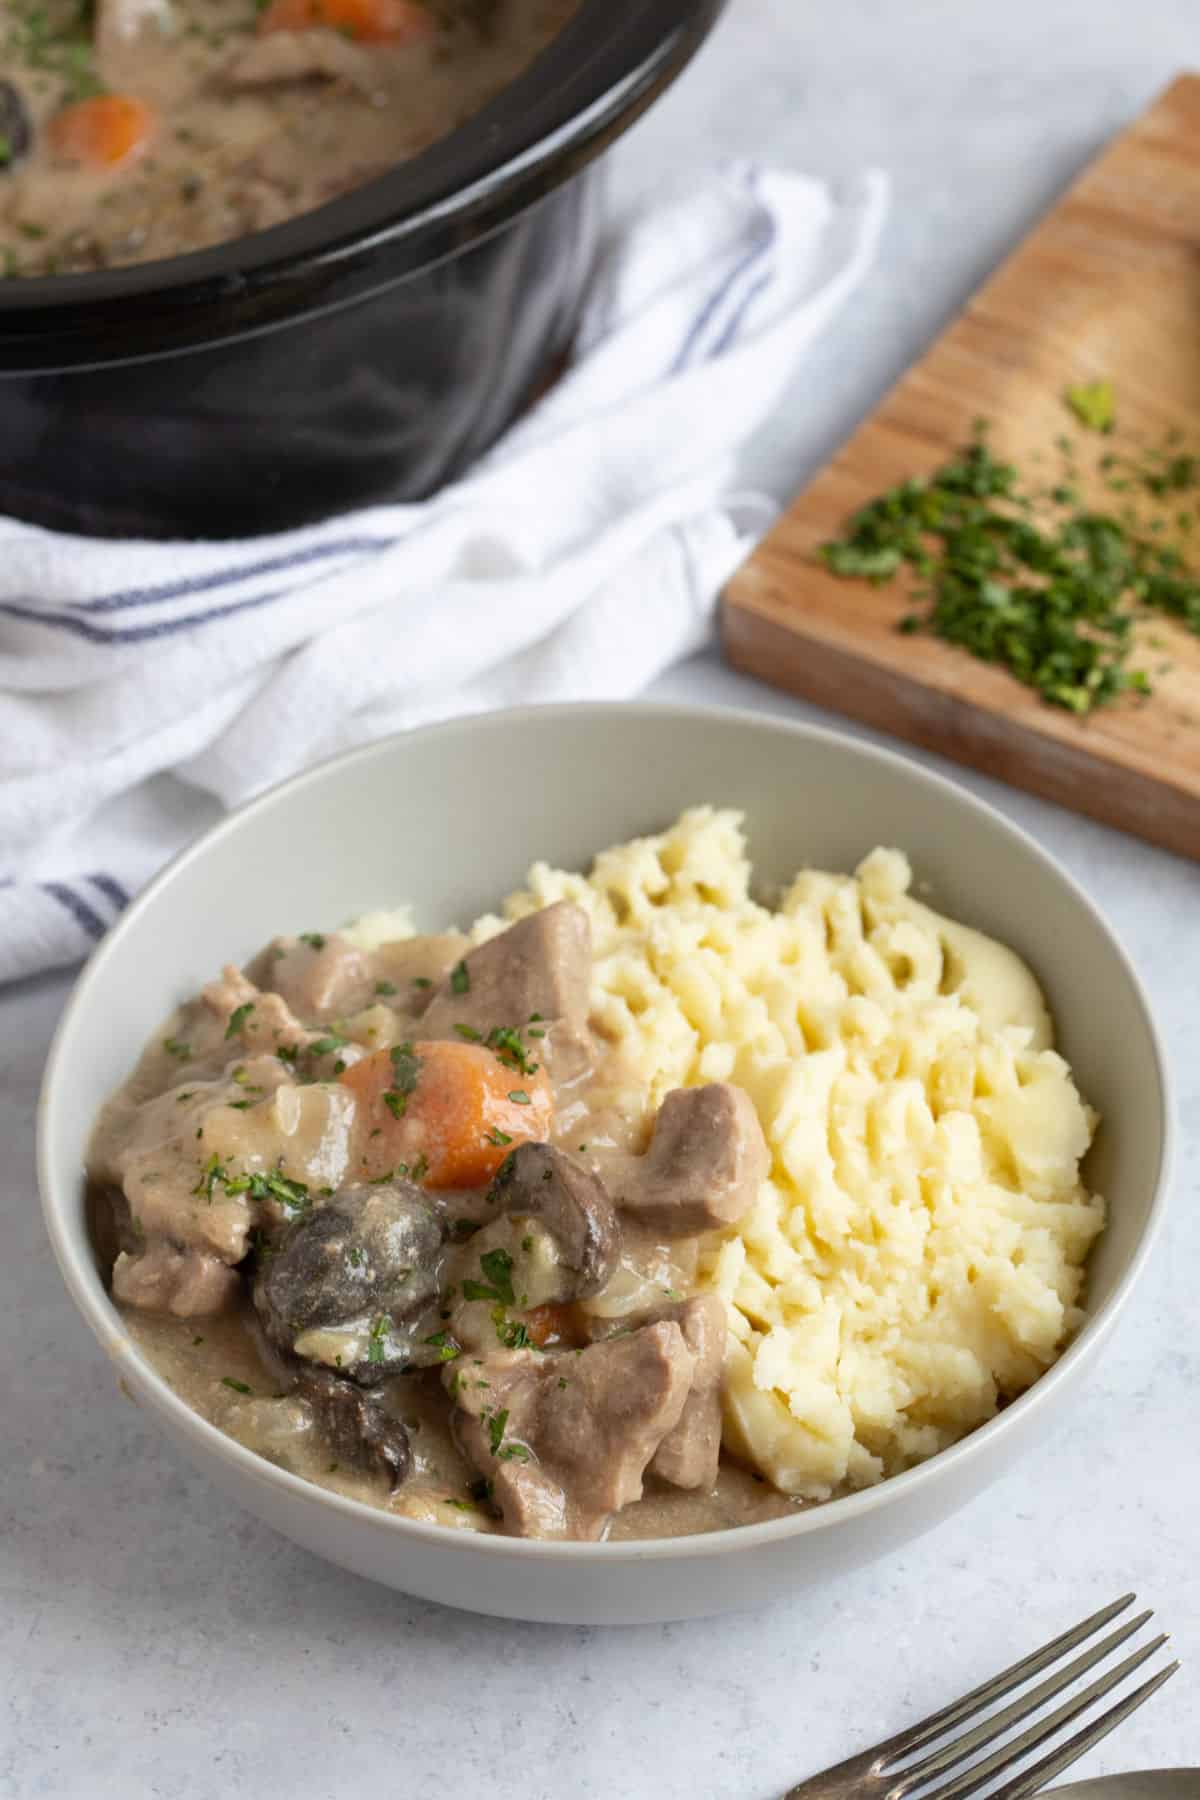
722 74 1200 860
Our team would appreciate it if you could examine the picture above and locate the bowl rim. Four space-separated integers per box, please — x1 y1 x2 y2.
0 0 724 372
37 700 1175 1565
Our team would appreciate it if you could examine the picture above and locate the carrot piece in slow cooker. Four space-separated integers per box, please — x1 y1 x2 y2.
341 1038 554 1189
257 0 433 44
46 95 156 169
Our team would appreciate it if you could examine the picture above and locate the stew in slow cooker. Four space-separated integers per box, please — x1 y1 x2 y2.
0 0 578 275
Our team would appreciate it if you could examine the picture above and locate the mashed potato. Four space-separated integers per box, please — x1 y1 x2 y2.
478 807 1106 1501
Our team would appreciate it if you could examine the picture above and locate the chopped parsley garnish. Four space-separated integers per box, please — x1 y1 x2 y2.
450 1218 481 1240
367 1314 390 1365
214 1165 312 1216
507 1090 531 1106
486 1025 539 1077
1064 379 1116 435
493 1312 532 1351
225 1002 255 1041
423 1331 460 1363
176 1091 195 1104
453 1023 483 1042
163 1037 191 1060
557 1377 568 1389
228 1100 252 1111
193 1154 226 1202
307 1033 348 1057
346 1247 367 1268
485 1127 513 1147
193 1335 205 1347
411 976 432 989
298 932 327 950
486 1407 510 1455
276 1043 301 1066
450 959 470 995
410 1153 430 1182
383 1042 423 1118
221 1377 253 1395
374 980 398 997
462 1247 515 1307
480 1248 515 1304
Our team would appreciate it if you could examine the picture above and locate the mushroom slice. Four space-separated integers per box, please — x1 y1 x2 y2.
0 83 33 170
485 1142 620 1300
299 1367 411 1487
253 1179 445 1379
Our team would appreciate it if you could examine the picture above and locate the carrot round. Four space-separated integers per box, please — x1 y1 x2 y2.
257 0 433 43
47 95 156 169
341 1039 554 1189
523 1303 584 1349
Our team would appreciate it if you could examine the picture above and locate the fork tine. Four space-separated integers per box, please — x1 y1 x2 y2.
888 1612 1155 1792
876 1594 1136 1766
987 1661 1180 1800
903 1634 1170 1800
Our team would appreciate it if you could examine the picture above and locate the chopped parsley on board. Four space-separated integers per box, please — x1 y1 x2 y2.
818 401 1200 714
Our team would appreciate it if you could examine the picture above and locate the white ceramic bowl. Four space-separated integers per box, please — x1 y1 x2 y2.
38 705 1172 1624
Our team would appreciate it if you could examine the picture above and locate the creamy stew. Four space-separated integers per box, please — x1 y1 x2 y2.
0 0 578 275
88 906 802 1541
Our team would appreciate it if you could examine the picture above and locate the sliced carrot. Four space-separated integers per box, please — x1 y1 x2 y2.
341 1039 554 1189
257 0 433 44
523 1303 584 1349
47 95 156 170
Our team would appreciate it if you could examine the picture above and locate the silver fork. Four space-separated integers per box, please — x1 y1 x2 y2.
783 1595 1179 1800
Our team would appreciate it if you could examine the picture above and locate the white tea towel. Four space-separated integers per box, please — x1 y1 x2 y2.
0 162 888 984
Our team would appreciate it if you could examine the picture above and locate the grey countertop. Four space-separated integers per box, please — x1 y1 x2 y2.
4 3 1199 1794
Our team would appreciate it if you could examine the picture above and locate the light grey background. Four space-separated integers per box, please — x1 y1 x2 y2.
4 3 1199 1795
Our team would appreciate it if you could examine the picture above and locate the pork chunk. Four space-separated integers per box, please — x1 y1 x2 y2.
112 1242 241 1317
201 966 312 1061
451 1321 695 1539
420 903 592 1076
223 28 379 91
649 1295 727 1490
246 933 369 1021
613 1083 769 1236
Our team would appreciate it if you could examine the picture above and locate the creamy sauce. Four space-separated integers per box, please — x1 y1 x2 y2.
124 1302 802 1538
0 0 578 274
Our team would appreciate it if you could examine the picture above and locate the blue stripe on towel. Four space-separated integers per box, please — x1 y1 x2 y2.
709 270 773 358
42 882 106 939
87 873 130 911
670 167 776 376
63 536 398 615
0 569 338 644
